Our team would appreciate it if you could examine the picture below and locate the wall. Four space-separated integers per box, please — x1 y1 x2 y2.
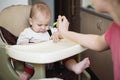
81 0 92 8
0 0 29 11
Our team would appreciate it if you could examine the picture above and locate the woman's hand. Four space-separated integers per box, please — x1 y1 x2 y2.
57 15 69 35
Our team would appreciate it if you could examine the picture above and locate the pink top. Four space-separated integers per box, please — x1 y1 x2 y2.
105 22 120 80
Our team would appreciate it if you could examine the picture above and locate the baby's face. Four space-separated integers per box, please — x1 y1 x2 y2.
29 12 50 33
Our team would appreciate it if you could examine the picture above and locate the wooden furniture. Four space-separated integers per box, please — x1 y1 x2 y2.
80 8 113 80
55 0 80 32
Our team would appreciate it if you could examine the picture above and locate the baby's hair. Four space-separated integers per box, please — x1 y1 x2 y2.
30 2 51 18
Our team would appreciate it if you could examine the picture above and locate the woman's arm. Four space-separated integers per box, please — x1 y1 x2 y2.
62 31 108 51
57 15 109 51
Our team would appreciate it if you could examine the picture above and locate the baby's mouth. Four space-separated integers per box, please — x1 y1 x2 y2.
39 30 46 33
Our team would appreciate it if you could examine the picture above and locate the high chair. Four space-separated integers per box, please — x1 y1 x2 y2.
0 5 90 80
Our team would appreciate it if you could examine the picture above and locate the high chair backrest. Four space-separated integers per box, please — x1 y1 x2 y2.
0 5 31 37
0 5 31 80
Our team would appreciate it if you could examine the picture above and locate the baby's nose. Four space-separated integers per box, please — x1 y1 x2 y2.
41 26 46 29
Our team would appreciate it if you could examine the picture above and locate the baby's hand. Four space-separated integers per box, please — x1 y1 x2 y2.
50 32 60 43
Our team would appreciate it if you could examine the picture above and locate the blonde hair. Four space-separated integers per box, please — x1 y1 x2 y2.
30 2 51 19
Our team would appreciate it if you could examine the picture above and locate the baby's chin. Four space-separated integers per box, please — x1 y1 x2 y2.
37 30 47 33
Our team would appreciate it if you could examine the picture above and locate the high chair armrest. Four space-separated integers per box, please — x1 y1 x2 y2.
0 46 18 80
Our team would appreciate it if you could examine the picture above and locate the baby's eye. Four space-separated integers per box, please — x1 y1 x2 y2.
45 24 49 26
38 24 42 26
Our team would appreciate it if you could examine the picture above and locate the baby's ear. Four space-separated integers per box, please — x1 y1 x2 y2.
29 18 33 25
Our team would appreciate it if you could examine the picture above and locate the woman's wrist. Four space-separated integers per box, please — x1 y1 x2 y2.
60 30 68 38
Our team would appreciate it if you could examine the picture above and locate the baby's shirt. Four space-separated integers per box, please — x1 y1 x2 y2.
17 27 57 44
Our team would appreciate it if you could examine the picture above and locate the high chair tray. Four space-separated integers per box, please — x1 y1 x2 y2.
6 39 86 64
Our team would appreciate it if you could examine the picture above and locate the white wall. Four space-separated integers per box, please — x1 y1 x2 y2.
81 0 92 8
0 0 29 11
